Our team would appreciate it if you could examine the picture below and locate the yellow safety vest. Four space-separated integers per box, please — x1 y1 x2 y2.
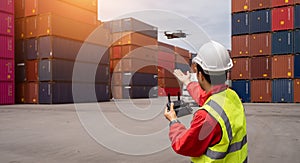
191 89 248 163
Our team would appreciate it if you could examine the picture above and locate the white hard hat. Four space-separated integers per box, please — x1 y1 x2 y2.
192 40 233 75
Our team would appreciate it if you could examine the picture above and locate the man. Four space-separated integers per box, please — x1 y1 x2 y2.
164 41 248 163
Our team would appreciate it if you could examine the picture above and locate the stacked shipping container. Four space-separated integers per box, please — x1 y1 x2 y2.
0 0 15 105
231 0 300 103
14 0 111 104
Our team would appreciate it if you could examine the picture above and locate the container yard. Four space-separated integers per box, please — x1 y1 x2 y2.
0 0 300 162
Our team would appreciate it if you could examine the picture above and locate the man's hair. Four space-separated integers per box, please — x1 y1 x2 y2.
196 64 228 85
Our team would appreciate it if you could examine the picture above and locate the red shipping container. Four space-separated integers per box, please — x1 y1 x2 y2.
175 46 190 58
249 33 271 56
0 36 14 59
112 32 158 47
158 42 175 53
110 46 122 59
294 79 300 103
0 81 14 104
158 60 175 71
16 83 25 103
0 58 14 81
158 67 175 78
158 51 175 62
230 58 251 80
272 6 294 31
232 0 250 13
250 56 272 79
250 0 271 11
271 0 294 7
26 60 38 81
231 35 250 58
0 12 14 36
0 0 14 14
251 80 272 102
158 87 181 96
15 0 25 18
25 82 39 104
15 18 25 40
296 0 300 4
112 58 157 74
272 54 294 78
158 77 181 88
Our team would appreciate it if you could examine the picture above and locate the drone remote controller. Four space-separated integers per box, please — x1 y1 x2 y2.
166 92 193 117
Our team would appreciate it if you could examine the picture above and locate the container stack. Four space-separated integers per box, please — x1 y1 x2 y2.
231 0 300 103
14 0 111 104
0 0 15 105
107 18 159 99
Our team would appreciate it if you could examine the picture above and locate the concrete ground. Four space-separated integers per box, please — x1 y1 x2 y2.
0 98 299 163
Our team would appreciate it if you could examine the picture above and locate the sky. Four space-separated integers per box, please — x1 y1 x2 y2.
98 0 231 52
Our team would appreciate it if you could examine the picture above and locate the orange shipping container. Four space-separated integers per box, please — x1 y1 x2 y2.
112 32 158 47
24 0 98 25
232 0 249 13
230 57 251 80
25 82 39 104
272 54 294 78
15 0 25 18
58 0 97 12
110 45 157 61
250 56 272 79
231 35 250 58
25 60 38 82
294 79 300 103
250 0 271 11
251 80 272 102
158 77 181 88
250 33 271 56
112 58 157 74
175 46 190 58
158 42 175 53
15 18 26 40
16 83 26 103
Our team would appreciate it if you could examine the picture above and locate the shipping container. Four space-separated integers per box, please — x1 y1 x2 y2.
231 35 250 57
0 12 14 36
15 39 25 61
175 55 190 64
73 83 110 102
15 18 25 40
231 80 251 102
112 58 158 74
272 54 294 78
111 72 157 86
24 0 97 25
38 36 110 64
111 85 158 99
158 42 175 53
296 0 300 4
158 67 175 78
158 51 175 62
272 30 294 54
57 0 97 12
15 0 25 18
295 54 300 78
251 80 272 102
0 0 14 14
272 6 294 31
26 38 38 60
294 79 300 102
110 45 157 61
112 32 158 47
250 56 272 79
231 57 251 80
271 0 294 7
295 5 300 29
25 60 38 81
249 9 271 34
25 13 97 41
158 87 181 96
15 62 25 83
232 0 249 13
158 59 175 71
175 63 191 73
249 33 271 56
250 0 271 11
15 82 25 103
39 82 72 104
272 79 294 103
25 82 39 104
0 35 14 59
295 30 300 53
232 12 250 35
158 77 181 88
175 46 190 58
0 81 14 104
0 58 14 81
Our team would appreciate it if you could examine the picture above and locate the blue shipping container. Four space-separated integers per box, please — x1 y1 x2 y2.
295 5 300 29
295 54 300 78
26 38 38 60
231 80 251 103
295 30 300 53
272 30 294 55
272 79 294 103
250 9 271 34
232 12 250 35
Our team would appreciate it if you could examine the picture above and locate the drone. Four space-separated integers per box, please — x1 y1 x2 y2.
164 30 188 39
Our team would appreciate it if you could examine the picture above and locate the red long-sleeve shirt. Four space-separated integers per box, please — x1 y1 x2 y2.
169 82 227 157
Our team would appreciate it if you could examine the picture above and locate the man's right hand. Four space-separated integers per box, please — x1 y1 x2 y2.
173 69 191 86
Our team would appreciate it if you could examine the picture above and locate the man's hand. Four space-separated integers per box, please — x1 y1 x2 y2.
164 103 177 122
173 69 191 86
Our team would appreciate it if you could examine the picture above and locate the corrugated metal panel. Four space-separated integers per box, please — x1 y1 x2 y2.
15 39 26 61
231 57 251 80
15 18 25 40
271 0 294 7
251 80 272 102
232 12 250 35
25 82 39 104
175 46 190 58
294 79 300 102
295 30 300 53
39 82 73 104
111 85 158 99
0 81 14 104
16 83 25 103
0 12 14 36
158 51 175 62
294 54 300 78
25 60 38 82
158 42 175 53
272 30 294 54
111 72 157 86
158 60 175 71
250 0 271 11
249 33 271 56
158 87 181 96
250 56 272 79
158 77 181 88
15 0 25 18
158 67 175 78
111 45 157 61
26 38 38 60
112 58 158 74
272 55 294 78
0 35 14 59
232 80 251 102
112 32 158 47
249 9 271 34
0 58 14 81
0 0 14 14
231 35 250 58
272 6 294 31
232 0 249 13
272 79 294 103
